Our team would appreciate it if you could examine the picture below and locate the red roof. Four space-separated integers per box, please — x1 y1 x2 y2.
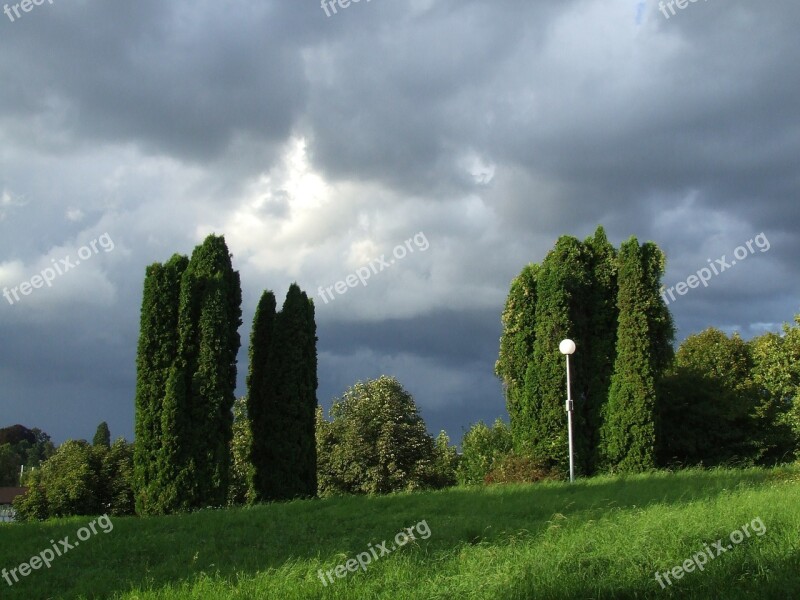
0 487 28 505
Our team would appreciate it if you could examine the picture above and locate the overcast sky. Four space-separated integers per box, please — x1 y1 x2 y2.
1 0 798 445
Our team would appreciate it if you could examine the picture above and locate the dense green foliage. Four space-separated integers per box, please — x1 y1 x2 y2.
228 397 254 506
658 326 799 467
0 426 55 486
525 235 592 470
2 466 798 599
749 316 800 460
581 228 619 473
250 284 318 501
456 419 513 485
495 263 538 450
92 422 111 448
13 438 134 521
245 290 277 502
497 227 673 475
0 444 18 486
133 254 188 515
159 235 243 512
600 238 673 472
316 376 441 495
430 431 460 488
0 424 37 446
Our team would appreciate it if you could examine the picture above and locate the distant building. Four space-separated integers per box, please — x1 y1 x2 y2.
0 487 27 523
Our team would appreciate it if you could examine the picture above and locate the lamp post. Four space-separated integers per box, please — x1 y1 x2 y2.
559 338 576 483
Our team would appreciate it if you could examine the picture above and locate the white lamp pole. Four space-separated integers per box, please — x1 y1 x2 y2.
559 339 577 483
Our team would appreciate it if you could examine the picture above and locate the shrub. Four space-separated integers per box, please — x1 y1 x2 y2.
13 438 135 521
316 376 440 496
484 453 561 485
430 431 459 489
457 419 513 486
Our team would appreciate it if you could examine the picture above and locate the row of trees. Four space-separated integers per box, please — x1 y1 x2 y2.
133 234 319 515
497 226 799 474
14 317 799 522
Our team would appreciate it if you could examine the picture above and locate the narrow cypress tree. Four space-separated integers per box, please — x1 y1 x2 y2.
160 235 242 512
495 264 538 451
93 422 111 448
581 227 618 473
525 236 592 471
247 290 277 501
133 254 188 515
599 237 671 472
259 284 318 501
641 242 675 377
302 295 319 496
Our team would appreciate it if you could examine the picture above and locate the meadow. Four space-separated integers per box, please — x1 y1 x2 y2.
1 465 798 599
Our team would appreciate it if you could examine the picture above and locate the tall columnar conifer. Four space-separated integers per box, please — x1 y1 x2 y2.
495 263 538 450
524 236 592 471
581 227 618 473
599 237 672 472
249 284 318 501
133 254 188 515
160 235 242 512
246 290 277 501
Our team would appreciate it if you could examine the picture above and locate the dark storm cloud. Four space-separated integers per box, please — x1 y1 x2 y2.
0 1 313 163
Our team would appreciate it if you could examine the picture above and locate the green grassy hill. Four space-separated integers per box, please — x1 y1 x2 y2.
1 466 798 599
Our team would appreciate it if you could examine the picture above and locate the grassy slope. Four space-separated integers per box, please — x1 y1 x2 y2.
0 466 798 599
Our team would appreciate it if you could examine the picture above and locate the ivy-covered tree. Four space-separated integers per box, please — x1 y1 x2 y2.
581 227 618 474
495 264 538 452
524 236 592 472
160 235 242 512
133 254 188 515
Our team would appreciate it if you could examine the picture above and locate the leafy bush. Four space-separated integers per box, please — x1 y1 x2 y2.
228 397 255 506
316 376 441 496
430 431 460 489
14 438 135 521
456 419 513 486
484 453 561 484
